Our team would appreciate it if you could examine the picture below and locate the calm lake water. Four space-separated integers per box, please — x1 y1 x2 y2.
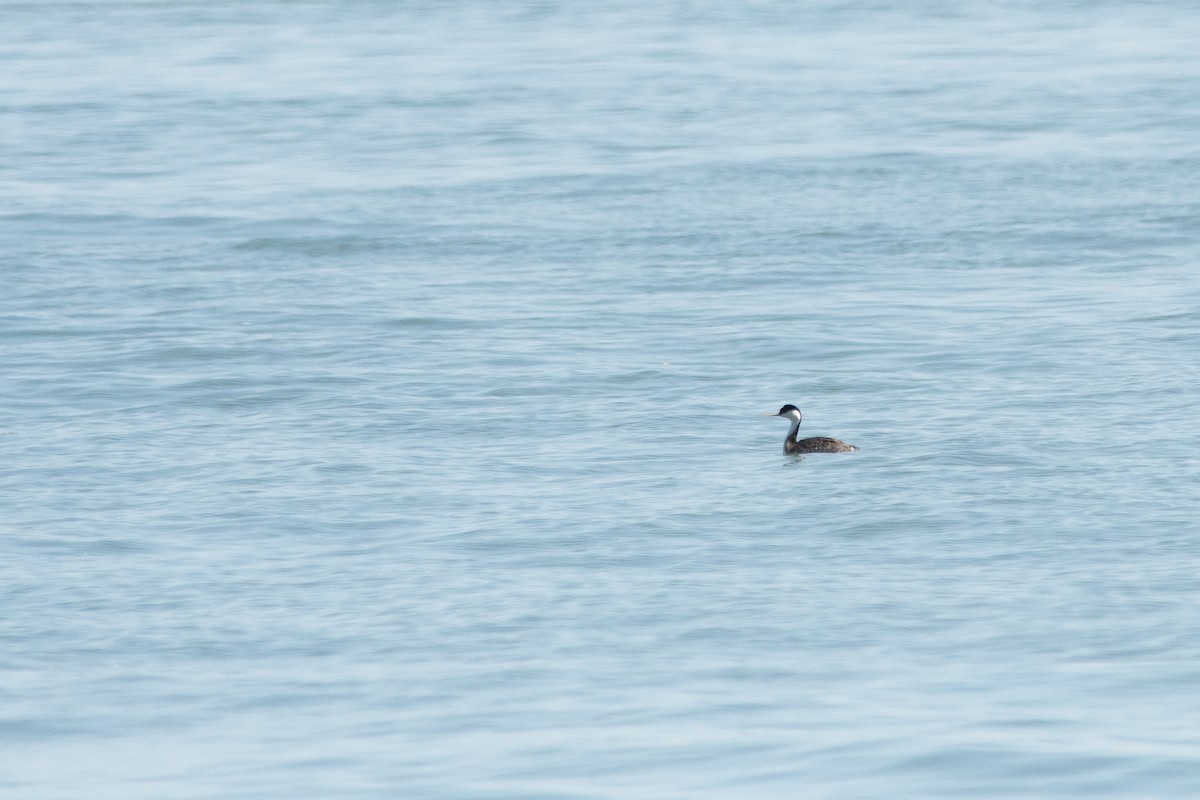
3 2 1200 798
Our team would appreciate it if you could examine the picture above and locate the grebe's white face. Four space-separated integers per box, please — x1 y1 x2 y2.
778 407 802 423
765 406 802 422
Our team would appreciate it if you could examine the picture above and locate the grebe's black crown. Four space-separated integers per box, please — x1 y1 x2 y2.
778 404 800 415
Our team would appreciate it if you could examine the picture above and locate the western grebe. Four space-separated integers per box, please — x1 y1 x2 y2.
766 404 858 454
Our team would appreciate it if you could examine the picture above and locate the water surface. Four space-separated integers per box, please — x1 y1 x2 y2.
3 2 1200 798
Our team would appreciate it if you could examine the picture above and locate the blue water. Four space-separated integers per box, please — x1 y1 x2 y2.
4 2 1200 798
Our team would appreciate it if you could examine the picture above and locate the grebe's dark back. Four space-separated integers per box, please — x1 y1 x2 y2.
766 404 857 454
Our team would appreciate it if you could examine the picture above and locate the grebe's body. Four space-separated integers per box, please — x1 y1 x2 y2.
767 404 857 454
